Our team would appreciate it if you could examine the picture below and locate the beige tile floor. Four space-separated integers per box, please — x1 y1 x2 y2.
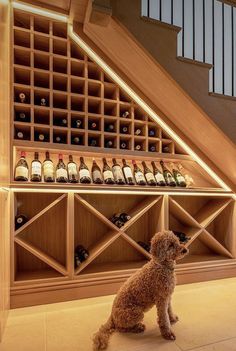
1 278 236 351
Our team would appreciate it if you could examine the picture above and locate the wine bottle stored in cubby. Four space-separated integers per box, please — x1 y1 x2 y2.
105 123 115 133
40 97 47 106
56 154 68 183
173 231 190 243
162 145 170 153
15 214 28 230
35 132 46 142
122 111 129 118
116 213 131 223
134 128 142 136
31 152 42 182
67 155 79 183
72 119 83 129
43 151 54 182
149 129 155 137
170 163 186 187
18 92 26 103
149 145 156 152
132 160 146 185
177 164 194 187
74 245 89 267
89 121 98 130
122 159 135 185
14 151 29 181
15 131 24 140
54 118 67 127
120 125 128 134
16 111 30 122
92 159 103 184
160 160 176 186
102 158 115 184
120 141 127 149
142 161 156 186
54 135 62 143
79 157 91 183
109 214 125 228
105 140 113 148
134 144 142 151
88 138 97 147
138 241 150 252
151 161 166 186
112 158 125 185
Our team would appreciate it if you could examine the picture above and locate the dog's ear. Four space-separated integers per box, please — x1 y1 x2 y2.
150 232 166 261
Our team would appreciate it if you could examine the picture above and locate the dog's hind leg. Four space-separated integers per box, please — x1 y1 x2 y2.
113 307 145 333
156 297 176 341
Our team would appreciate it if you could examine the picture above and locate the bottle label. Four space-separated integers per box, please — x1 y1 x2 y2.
92 169 102 181
68 163 78 176
79 169 90 179
176 174 185 183
145 172 155 182
103 170 114 181
113 166 124 181
32 161 42 176
155 173 165 183
56 168 67 178
43 161 54 178
166 173 175 183
135 171 145 182
123 167 133 179
15 166 28 179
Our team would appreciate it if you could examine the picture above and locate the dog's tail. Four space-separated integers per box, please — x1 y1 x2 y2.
93 316 115 350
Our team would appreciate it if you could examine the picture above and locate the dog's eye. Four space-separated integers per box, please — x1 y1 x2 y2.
169 243 175 248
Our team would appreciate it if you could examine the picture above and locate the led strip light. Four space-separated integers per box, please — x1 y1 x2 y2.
11 1 233 193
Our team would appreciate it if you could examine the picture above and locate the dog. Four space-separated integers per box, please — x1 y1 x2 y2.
93 230 189 350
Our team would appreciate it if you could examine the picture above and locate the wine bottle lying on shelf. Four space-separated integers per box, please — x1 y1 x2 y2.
15 214 28 230
105 140 114 148
92 159 103 184
112 158 125 185
120 141 128 149
54 118 67 127
15 111 30 123
134 128 142 136
160 160 176 187
122 159 135 185
40 98 47 106
149 129 155 137
137 241 150 252
18 92 26 103
103 158 115 184
120 125 128 134
15 131 25 140
71 136 81 145
31 152 42 182
122 111 129 118
67 155 79 183
142 161 156 186
177 164 194 187
56 154 68 183
151 161 166 186
170 162 186 187
79 157 91 183
149 145 156 152
162 145 170 153
132 160 146 185
88 138 98 147
89 121 98 130
43 151 54 182
72 119 83 129
15 151 29 181
35 132 46 142
105 123 115 133
134 144 142 151
172 231 190 243
74 245 89 268
110 212 131 228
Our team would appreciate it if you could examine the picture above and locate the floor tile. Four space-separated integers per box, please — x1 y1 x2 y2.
190 337 236 351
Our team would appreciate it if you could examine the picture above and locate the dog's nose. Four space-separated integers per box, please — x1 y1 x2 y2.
182 248 188 254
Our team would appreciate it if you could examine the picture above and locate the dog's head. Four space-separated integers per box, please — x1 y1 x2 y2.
150 231 189 262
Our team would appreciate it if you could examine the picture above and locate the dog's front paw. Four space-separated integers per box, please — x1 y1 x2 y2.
161 329 176 341
169 315 179 324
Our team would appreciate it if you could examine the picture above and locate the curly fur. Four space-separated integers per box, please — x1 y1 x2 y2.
93 230 188 350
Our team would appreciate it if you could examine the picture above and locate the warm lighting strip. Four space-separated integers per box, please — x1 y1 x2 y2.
68 25 232 192
12 1 68 22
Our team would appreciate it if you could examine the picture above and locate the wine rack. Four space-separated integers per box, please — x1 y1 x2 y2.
12 10 187 155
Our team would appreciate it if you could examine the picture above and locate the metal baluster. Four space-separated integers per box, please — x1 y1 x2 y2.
182 0 185 57
160 0 162 21
193 0 195 60
212 0 215 93
147 0 150 17
203 0 206 63
222 2 225 95
232 6 234 96
171 0 174 25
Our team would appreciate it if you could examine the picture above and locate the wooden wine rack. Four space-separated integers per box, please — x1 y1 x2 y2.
9 9 236 308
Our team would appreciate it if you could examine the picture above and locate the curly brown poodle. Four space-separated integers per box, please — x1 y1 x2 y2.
93 230 189 350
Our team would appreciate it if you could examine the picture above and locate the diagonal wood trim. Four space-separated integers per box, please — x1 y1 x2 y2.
169 197 202 228
14 237 68 275
74 193 120 232
74 230 121 275
14 194 67 237
200 230 234 259
120 232 151 259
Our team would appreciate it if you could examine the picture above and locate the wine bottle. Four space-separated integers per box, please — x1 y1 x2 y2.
31 152 42 182
54 135 62 143
109 215 125 228
138 241 150 252
79 157 91 183
54 118 67 127
105 140 113 148
149 129 155 137
67 155 79 183
162 145 170 153
134 128 142 136
89 121 98 130
142 161 156 186
91 159 103 184
15 214 28 230
35 132 45 142
173 231 190 243
72 119 82 129
40 98 47 106
102 158 115 184
120 141 127 149
18 92 26 103
105 123 115 133
177 164 194 187
112 158 125 185
132 160 146 185
169 163 186 187
151 161 166 186
120 125 128 134
16 111 30 122
88 138 97 147
74 245 89 267
56 154 68 183
15 151 29 181
160 160 176 186
43 151 54 182
16 131 24 140
122 159 135 185
71 136 81 145
122 111 129 118
149 145 156 152
135 144 141 151
115 213 131 223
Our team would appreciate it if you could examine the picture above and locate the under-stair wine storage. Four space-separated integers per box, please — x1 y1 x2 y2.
7 8 236 308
